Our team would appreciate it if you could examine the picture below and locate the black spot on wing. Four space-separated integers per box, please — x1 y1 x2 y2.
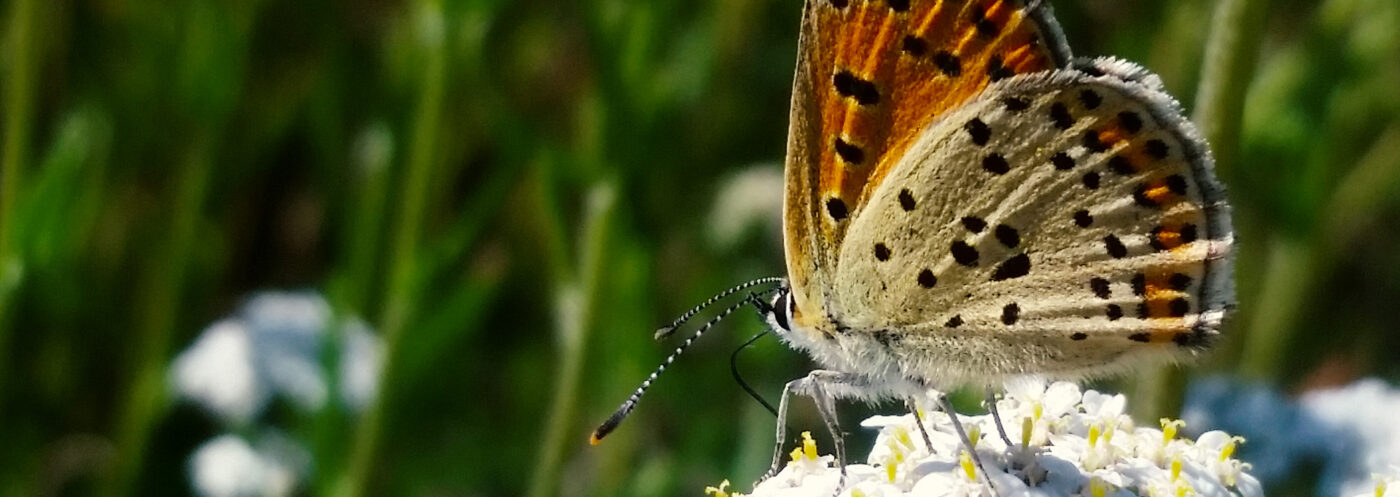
994 224 1019 248
961 216 986 233
1104 234 1128 258
1169 273 1193 291
964 118 991 146
1089 277 1111 299
898 189 916 211
874 243 891 261
933 50 962 77
902 36 928 56
951 241 979 266
1074 210 1093 227
834 137 864 164
833 70 880 105
1082 172 1100 189
990 253 1031 281
826 197 848 221
1049 102 1074 130
917 269 937 288
1118 111 1143 133
1145 139 1169 159
1001 303 1020 325
1079 89 1102 109
982 153 1010 175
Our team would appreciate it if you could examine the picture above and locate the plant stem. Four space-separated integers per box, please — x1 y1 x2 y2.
104 136 214 497
0 0 40 418
527 181 616 497
337 1 445 495
1238 123 1400 377
1238 236 1314 378
1192 0 1270 172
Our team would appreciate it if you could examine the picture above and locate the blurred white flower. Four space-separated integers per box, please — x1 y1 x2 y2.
352 122 394 177
734 382 1259 497
1301 378 1400 497
171 319 266 425
188 432 307 497
339 318 384 411
243 292 332 412
170 290 384 420
709 165 784 250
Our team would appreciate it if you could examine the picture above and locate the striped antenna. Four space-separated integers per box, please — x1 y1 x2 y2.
653 277 784 340
590 283 782 446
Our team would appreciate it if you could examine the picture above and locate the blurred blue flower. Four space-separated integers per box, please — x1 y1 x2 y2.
1183 376 1400 497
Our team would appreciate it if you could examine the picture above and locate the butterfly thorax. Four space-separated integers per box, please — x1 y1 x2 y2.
768 287 928 400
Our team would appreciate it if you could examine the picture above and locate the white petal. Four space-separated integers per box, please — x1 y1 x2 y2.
188 435 267 497
171 320 266 424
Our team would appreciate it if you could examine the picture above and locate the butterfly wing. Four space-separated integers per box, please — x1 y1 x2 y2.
833 58 1233 385
783 0 1071 332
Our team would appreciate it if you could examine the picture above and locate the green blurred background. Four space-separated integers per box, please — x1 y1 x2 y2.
1 0 1398 495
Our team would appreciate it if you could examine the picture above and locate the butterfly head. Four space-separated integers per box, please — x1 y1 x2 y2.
763 283 797 336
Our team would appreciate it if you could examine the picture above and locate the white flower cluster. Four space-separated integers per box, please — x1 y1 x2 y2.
170 291 385 497
1359 472 1400 497
712 379 1262 497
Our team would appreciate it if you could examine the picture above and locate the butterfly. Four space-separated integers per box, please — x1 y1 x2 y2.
593 0 1233 490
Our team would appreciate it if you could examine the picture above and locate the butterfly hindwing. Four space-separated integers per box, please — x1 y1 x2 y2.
784 0 1072 330
827 58 1232 384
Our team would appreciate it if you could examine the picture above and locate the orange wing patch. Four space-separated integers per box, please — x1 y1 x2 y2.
1126 270 1201 345
806 0 1068 233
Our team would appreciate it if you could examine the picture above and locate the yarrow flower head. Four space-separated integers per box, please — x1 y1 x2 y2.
725 380 1261 497
1357 470 1400 497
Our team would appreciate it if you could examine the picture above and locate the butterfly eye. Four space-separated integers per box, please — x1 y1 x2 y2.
769 291 792 332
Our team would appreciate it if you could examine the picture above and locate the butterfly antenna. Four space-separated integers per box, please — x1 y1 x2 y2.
653 277 784 340
590 287 781 445
731 329 779 417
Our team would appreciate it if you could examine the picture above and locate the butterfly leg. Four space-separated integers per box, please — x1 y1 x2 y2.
984 387 1015 448
906 397 935 453
936 393 1000 497
761 370 866 492
764 379 798 481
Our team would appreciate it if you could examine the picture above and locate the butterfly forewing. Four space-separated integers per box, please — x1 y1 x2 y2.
830 60 1232 384
783 0 1071 331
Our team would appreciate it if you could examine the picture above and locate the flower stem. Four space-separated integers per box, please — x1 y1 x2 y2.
527 181 616 497
337 1 445 495
1242 123 1400 377
103 136 215 497
0 0 40 418
1192 0 1270 171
